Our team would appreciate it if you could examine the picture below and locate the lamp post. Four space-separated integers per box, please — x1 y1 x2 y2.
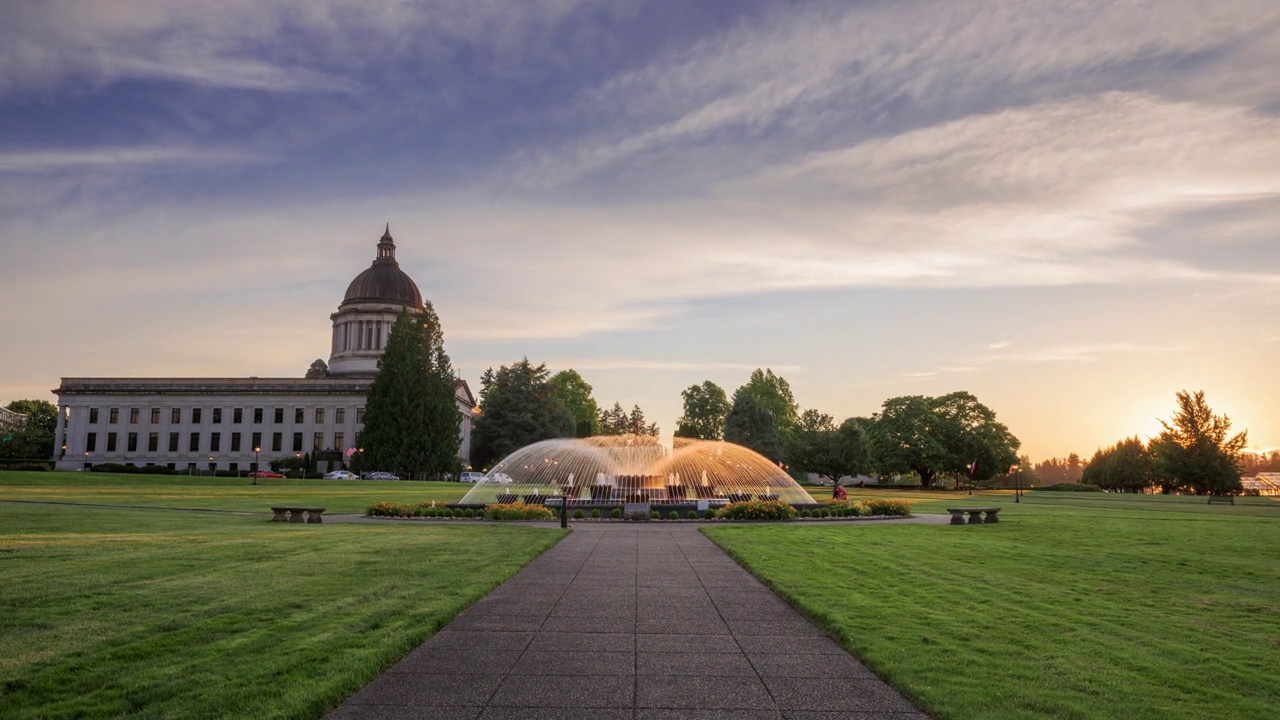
253 446 261 485
84 450 89 471
296 452 303 480
1014 465 1022 503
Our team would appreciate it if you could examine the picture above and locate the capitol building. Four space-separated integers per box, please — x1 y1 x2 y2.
51 226 475 474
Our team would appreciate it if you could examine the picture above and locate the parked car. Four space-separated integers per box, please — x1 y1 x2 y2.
363 471 400 480
459 471 485 483
487 473 514 484
324 470 357 480
248 470 284 479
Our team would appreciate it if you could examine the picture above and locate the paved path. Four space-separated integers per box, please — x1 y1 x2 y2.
328 523 927 719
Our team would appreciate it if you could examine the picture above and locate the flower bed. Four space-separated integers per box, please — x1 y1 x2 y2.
715 499 798 521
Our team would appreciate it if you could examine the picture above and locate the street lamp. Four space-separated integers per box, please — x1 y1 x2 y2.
253 446 261 485
1012 465 1022 503
296 452 303 480
83 450 89 471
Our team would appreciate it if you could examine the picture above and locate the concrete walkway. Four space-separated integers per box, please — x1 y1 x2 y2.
328 523 928 719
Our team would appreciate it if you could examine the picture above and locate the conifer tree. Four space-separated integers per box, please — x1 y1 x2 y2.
360 305 461 478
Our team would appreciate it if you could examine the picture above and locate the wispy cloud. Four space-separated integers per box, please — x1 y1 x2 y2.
902 342 1189 380
0 145 266 173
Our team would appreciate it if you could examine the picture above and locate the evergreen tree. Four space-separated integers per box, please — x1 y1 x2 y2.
675 381 730 440
471 358 574 468
359 306 461 479
598 402 630 435
724 394 784 463
1149 390 1247 495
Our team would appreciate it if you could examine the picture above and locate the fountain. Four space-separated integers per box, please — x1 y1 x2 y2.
458 435 816 506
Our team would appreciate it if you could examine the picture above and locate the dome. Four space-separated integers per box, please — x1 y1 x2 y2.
340 225 424 309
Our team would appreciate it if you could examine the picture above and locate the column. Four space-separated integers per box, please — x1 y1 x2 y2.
53 401 66 460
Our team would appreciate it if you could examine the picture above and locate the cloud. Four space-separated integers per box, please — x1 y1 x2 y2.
902 342 1189 380
0 145 266 173
0 0 628 94
512 0 1280 189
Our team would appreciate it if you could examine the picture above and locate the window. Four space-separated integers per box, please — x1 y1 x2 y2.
192 408 202 424
253 407 263 424
107 432 117 452
187 463 197 471
169 433 179 452
150 408 160 424
129 408 140 424
271 432 282 452
274 408 284 424
315 408 325 424
86 433 97 451
231 432 241 452
335 408 345 424
233 408 243 424
356 408 365 423
189 433 200 452
109 408 119 424
334 432 344 451
148 432 159 452
210 433 221 452
213 408 222 424
292 432 303 452
167 463 176 471
251 432 262 451
172 408 182 424
293 408 303 424
127 432 138 452
313 432 323 451
229 462 239 473
89 408 99 424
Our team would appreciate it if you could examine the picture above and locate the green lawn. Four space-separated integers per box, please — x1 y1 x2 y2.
0 471 469 514
705 491 1280 720
0 501 565 720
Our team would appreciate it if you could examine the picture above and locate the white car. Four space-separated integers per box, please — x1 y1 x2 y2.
487 473 514 484
324 470 358 480
459 472 485 483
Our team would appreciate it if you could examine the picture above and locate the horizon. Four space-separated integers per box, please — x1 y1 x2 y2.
2 1 1277 462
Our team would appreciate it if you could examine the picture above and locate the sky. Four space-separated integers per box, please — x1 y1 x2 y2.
2 0 1278 461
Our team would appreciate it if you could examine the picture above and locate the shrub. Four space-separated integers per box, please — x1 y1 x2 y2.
0 462 52 471
573 509 585 519
860 498 912 517
685 510 698 520
367 501 409 517
1040 482 1103 492
591 509 601 519
484 503 556 521
651 510 661 520
818 508 830 518
800 509 813 518
610 508 622 519
717 500 797 521
666 508 681 520
441 508 454 518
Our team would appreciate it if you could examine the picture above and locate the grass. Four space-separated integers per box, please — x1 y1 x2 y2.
0 495 565 719
0 471 470 514
705 491 1280 720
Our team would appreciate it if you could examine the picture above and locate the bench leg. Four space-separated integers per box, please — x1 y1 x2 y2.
288 509 305 523
306 511 323 524
272 509 288 522
984 510 999 523
967 511 984 525
949 510 967 525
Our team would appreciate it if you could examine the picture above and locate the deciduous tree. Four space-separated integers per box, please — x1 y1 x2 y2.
675 381 730 440
733 369 799 434
1 399 58 461
549 369 601 438
870 392 1019 489
724 394 783 463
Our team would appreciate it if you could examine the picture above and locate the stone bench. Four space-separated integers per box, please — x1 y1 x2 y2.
1207 495 1235 505
946 507 1000 525
271 507 325 524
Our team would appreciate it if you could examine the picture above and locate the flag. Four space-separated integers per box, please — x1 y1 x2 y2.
966 459 977 474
